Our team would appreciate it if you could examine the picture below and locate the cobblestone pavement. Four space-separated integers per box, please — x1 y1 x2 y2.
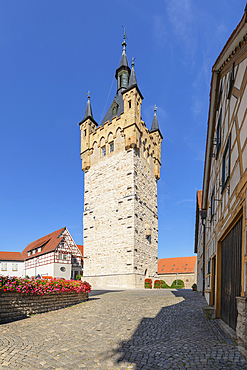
0 289 247 369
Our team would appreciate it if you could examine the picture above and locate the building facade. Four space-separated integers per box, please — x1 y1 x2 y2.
79 34 162 288
195 6 247 337
0 252 24 277
22 227 83 279
158 256 197 289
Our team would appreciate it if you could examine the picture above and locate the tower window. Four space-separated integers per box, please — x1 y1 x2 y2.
101 146 106 157
109 141 114 153
84 129 87 136
128 100 131 109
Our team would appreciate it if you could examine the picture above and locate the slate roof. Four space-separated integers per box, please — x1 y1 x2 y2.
0 252 24 261
150 107 163 138
101 91 124 125
158 256 197 274
22 227 66 260
84 95 93 119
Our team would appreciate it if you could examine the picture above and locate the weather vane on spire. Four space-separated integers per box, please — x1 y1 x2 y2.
154 105 158 113
87 91 90 100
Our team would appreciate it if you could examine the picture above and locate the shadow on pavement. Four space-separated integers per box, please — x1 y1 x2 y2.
111 290 246 370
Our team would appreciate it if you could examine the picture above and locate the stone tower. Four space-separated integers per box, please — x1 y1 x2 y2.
79 34 163 288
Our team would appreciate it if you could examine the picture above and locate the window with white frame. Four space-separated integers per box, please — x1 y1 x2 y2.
38 247 41 253
28 251 31 256
12 263 18 271
1 262 7 271
59 254 63 260
63 254 67 260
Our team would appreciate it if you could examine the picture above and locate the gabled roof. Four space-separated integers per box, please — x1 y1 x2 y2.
22 227 66 260
0 252 24 262
158 256 196 274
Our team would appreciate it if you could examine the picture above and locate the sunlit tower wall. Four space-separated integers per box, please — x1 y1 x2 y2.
79 34 162 288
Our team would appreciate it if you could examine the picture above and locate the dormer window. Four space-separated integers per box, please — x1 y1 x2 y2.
28 251 31 257
32 250 36 255
227 63 235 99
38 247 41 253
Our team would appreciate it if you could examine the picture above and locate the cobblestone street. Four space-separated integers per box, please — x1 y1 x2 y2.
0 289 247 369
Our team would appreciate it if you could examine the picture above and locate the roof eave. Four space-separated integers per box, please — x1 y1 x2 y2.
78 116 98 127
123 84 144 100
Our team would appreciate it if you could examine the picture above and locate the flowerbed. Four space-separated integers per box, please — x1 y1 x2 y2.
0 276 91 295
145 278 152 289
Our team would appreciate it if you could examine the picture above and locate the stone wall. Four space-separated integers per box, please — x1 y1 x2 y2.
158 273 196 289
236 297 247 350
0 291 88 323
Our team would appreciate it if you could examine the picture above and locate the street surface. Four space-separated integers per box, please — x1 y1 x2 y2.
0 289 247 369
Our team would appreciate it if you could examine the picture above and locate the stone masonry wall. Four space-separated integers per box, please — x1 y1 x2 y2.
83 129 158 288
158 273 196 289
236 297 247 350
0 291 88 323
133 151 158 283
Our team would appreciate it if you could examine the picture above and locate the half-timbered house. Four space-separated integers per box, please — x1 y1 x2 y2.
22 227 83 279
196 6 247 341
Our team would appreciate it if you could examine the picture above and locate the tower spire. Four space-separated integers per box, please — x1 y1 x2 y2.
150 105 162 135
128 58 137 88
84 91 93 119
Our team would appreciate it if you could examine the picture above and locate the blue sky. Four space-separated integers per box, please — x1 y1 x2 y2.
0 1 246 258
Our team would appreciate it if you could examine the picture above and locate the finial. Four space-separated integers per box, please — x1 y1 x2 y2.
131 57 135 67
154 105 158 114
87 91 90 100
122 26 127 53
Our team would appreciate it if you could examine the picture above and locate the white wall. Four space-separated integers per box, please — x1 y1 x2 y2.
0 261 24 277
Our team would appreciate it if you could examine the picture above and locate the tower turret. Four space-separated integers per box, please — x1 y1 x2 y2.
115 30 131 93
79 92 98 172
150 106 163 180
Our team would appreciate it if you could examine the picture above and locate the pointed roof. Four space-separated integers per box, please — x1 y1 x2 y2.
150 106 163 138
119 30 129 68
84 92 93 119
128 58 137 88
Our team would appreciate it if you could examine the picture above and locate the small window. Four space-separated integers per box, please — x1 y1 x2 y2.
216 80 223 111
211 186 215 220
208 259 211 275
128 100 131 109
172 268 174 271
216 109 222 158
101 146 106 157
84 129 87 136
184 268 187 271
32 250 36 254
227 63 235 99
222 134 231 191
59 254 63 260
60 267 66 272
28 251 31 257
109 141 114 153
1 262 7 271
173 264 175 267
63 254 67 260
161 269 163 271
163 265 165 267
38 247 41 253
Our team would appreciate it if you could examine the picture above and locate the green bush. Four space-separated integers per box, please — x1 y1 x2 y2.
145 278 152 289
160 280 170 289
154 280 161 289
171 279 185 289
75 275 82 280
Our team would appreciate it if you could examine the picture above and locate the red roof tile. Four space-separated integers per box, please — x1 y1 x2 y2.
22 227 66 260
77 245 83 257
158 256 196 274
0 252 24 261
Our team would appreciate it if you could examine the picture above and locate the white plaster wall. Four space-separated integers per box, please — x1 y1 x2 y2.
0 261 24 277
54 263 71 280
